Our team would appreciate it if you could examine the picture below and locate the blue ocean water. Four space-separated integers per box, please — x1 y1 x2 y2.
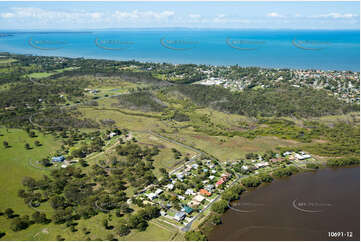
0 29 359 71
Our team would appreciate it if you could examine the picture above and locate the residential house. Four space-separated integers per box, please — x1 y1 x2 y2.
182 205 193 214
204 184 214 192
52 156 65 162
146 193 157 200
185 189 196 196
174 211 186 222
199 189 211 196
155 189 163 196
209 175 215 180
165 184 174 191
295 153 311 160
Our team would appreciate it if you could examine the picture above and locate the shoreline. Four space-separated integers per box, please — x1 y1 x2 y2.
2 51 360 73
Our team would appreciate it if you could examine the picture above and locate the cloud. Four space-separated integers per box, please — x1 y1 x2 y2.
312 12 358 19
189 14 201 19
267 12 284 18
112 10 175 20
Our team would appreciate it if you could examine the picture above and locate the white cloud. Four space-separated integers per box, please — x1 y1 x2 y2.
112 10 174 20
312 12 358 19
189 14 201 19
0 12 14 18
267 12 284 18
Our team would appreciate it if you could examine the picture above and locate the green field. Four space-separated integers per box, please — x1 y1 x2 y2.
0 128 61 240
24 67 78 79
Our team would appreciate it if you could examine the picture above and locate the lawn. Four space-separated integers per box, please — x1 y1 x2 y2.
25 67 78 79
0 128 61 240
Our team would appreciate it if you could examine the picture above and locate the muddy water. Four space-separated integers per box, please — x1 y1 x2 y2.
208 167 360 241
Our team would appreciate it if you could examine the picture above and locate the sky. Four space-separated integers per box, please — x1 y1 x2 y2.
0 1 359 30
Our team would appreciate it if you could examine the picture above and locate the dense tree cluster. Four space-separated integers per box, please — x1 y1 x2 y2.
168 84 359 118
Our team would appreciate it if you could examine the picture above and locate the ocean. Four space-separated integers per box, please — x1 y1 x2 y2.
0 29 359 71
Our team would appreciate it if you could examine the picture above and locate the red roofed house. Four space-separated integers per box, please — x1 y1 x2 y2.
215 179 224 187
199 189 211 196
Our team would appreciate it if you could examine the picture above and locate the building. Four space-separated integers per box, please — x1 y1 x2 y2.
209 175 215 180
199 189 211 196
215 179 224 187
52 156 65 162
182 205 193 214
193 194 205 203
255 162 269 169
165 184 174 191
155 189 163 195
174 211 186 222
295 153 311 160
146 193 157 200
185 189 196 196
204 184 214 192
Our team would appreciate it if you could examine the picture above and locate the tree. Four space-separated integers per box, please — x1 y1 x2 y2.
22 177 37 190
4 208 14 218
25 143 31 150
10 216 30 231
32 211 49 224
185 231 207 241
3 141 9 148
117 224 130 236
211 200 228 214
79 159 88 167
136 221 148 231
209 214 221 225
34 140 41 146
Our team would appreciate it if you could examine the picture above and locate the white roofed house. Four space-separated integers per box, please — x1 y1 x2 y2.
146 193 157 200
295 153 311 160
185 189 196 196
174 211 186 222
165 183 174 191
155 189 163 195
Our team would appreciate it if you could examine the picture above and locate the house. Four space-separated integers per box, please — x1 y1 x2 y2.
191 164 199 169
215 179 224 187
160 210 167 216
295 153 311 160
165 184 174 191
174 211 186 222
108 132 117 138
255 162 269 169
203 168 209 173
209 163 215 169
155 189 163 195
52 156 65 162
146 193 157 200
176 173 184 181
185 189 196 196
177 195 185 200
182 205 193 214
283 151 292 156
209 175 215 180
205 184 214 192
211 169 217 174
193 195 205 203
199 189 211 196
61 164 67 168
241 165 249 170
202 180 209 184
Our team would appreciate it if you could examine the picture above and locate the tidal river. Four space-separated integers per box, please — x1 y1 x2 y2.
208 167 360 241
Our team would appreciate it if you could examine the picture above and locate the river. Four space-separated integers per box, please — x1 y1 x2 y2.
208 167 360 241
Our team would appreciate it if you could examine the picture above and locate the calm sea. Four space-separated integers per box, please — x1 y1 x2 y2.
0 29 359 71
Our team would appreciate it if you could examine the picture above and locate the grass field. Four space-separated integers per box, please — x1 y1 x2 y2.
0 128 61 240
25 67 78 79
